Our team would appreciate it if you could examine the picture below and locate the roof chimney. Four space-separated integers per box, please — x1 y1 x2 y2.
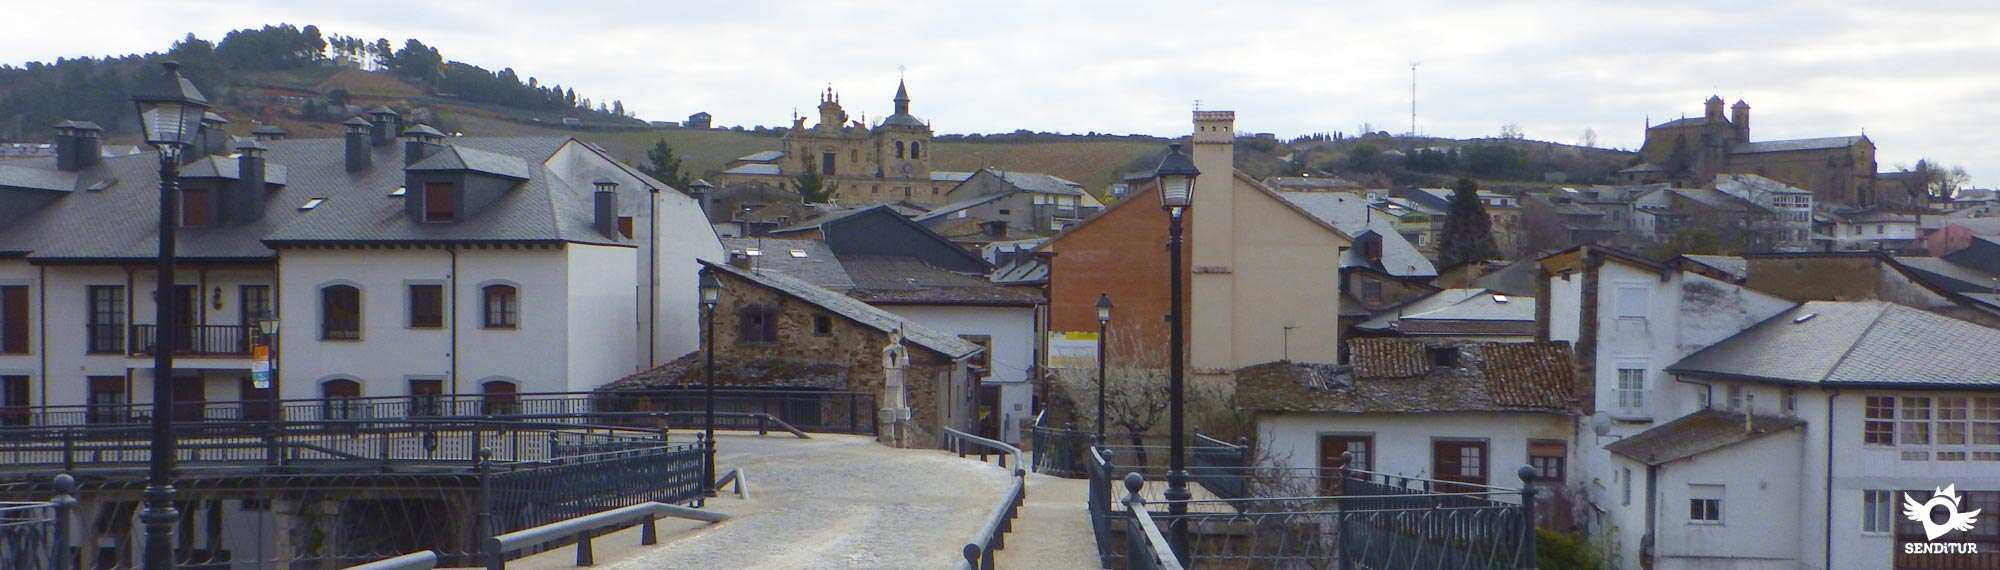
593 177 621 238
343 116 373 172
368 106 400 147
728 250 754 269
250 124 286 142
199 112 229 157
401 124 446 166
52 120 102 172
688 179 715 218
231 138 270 224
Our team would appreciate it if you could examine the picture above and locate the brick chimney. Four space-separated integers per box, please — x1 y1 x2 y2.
593 177 621 238
53 120 103 172
343 116 373 172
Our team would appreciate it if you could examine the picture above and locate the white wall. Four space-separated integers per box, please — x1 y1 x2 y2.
1651 427 1806 569
1257 411 1569 488
0 260 41 405
877 304 1037 443
564 244 638 390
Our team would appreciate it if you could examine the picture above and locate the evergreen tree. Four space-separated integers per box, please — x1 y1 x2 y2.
1438 177 1501 269
1664 135 1695 182
642 138 691 190
794 167 830 203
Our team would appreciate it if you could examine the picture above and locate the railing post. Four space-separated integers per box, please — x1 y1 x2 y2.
963 544 981 570
1124 472 1153 570
574 530 594 566
758 414 768 436
847 395 858 434
1519 465 1540 570
1339 451 1353 570
640 513 657 546
51 473 77 570
61 429 74 473
476 449 495 565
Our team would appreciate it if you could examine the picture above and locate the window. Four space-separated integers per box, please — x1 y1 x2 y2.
1726 384 1743 410
321 285 361 340
812 314 833 336
1977 398 2000 461
1782 389 1797 414
481 380 519 415
87 376 127 424
738 306 777 343
1863 490 1893 533
960 335 993 374
1432 440 1488 490
894 141 904 158
239 285 272 327
1528 439 1567 482
1428 346 1459 368
1865 396 1896 445
422 182 456 222
82 285 124 354
1902 397 1933 451
1621 467 1633 506
321 379 362 420
408 379 443 417
181 186 212 226
2 285 29 354
1615 284 1649 319
1940 397 1969 461
1358 279 1383 303
482 285 518 329
0 376 28 426
820 152 836 175
617 216 634 239
1320 434 1373 471
408 284 443 328
1689 485 1723 524
910 142 921 159
1617 368 1646 411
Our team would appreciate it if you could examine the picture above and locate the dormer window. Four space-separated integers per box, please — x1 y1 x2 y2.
181 186 212 227
1428 346 1459 368
423 182 456 222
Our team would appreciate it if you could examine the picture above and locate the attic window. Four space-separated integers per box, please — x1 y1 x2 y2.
389 186 406 197
1428 346 1459 368
789 249 808 258
299 198 325 210
1492 294 1510 304
1793 313 1818 324
745 248 763 257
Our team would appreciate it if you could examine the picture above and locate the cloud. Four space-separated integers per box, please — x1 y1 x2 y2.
3 0 1994 185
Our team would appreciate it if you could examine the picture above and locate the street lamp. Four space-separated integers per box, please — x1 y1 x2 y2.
134 59 208 570
1153 142 1199 561
1094 294 1111 442
698 268 722 496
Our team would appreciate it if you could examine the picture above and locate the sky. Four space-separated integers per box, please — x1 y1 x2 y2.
5 1 1997 185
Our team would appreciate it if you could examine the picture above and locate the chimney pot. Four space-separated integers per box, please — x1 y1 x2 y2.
344 117 373 172
232 138 269 224
593 177 621 238
401 124 446 166
53 121 103 172
368 106 400 146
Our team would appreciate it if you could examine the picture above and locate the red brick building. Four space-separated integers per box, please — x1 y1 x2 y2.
1043 182 1189 368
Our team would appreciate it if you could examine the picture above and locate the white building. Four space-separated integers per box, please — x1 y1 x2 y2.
0 113 719 420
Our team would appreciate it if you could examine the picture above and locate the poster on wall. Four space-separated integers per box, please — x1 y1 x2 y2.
1047 331 1099 369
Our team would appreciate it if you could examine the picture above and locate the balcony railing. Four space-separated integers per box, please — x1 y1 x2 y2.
129 324 253 356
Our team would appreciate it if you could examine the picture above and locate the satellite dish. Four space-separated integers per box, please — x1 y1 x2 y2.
1591 412 1613 437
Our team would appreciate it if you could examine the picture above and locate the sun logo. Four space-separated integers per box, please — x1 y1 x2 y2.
1904 485 1982 541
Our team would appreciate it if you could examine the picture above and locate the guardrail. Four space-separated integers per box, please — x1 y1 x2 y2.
945 428 1027 570
342 551 438 570
1119 473 1184 570
715 467 751 500
482 501 731 569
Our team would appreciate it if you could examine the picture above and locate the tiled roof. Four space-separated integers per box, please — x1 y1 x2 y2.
1236 339 1576 414
1668 301 2000 388
702 259 981 359
1605 410 1804 465
839 255 1043 306
603 352 848 390
1731 136 1865 155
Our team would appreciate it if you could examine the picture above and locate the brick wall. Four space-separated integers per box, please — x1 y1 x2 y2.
1045 184 1188 368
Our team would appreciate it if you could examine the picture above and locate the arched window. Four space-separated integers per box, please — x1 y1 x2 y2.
910 142 921 159
483 284 518 329
894 141 904 159
481 379 519 416
322 378 362 420
321 285 361 340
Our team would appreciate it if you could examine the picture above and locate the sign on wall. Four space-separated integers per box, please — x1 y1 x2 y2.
1047 331 1099 369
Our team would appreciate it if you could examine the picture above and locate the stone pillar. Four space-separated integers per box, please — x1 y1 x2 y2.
878 330 913 448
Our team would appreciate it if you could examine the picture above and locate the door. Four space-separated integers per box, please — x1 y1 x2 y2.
0 376 28 426
409 379 443 417
171 376 205 422
238 377 273 422
165 285 198 353
1 285 27 354
1432 439 1489 493
1319 434 1374 493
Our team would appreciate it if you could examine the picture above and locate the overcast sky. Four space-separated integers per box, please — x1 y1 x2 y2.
7 1 1996 185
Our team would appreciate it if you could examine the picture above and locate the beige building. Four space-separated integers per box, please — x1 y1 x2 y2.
1187 111 1350 379
713 82 966 206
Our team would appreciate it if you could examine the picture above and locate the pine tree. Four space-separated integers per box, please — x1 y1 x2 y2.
642 139 691 190
1438 177 1501 269
794 167 829 203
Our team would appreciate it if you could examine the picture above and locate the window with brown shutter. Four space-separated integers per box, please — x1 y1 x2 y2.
321 285 361 340
617 216 634 239
408 284 443 328
181 186 212 227
0 285 26 354
423 182 456 222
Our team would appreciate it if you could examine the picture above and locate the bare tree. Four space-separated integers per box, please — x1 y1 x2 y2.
1499 123 1525 140
1903 159 1973 202
1578 128 1598 148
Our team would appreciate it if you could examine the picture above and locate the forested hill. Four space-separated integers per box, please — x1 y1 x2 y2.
0 23 642 141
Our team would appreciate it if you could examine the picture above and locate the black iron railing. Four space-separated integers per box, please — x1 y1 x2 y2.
1028 415 1094 478
0 417 669 470
129 323 252 356
0 499 61 570
946 428 1027 570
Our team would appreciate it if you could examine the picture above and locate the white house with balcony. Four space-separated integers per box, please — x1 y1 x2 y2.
0 112 719 423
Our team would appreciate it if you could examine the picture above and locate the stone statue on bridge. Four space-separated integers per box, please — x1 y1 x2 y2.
879 327 914 448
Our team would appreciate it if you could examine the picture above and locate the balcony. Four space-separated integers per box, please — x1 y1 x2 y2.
129 324 254 357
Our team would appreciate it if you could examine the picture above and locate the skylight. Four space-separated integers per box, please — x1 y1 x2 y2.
1793 313 1818 324
300 198 325 210
1492 294 1510 304
789 249 808 258
389 186 406 197
745 248 763 256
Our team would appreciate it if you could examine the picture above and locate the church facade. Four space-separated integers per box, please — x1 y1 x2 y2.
1621 96 1919 209
715 81 965 206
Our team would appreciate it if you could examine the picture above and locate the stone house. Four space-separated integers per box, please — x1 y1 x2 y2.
1622 96 1902 208
608 258 980 448
917 168 1102 237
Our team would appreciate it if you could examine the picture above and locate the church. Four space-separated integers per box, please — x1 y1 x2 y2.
1619 96 1922 209
714 81 968 206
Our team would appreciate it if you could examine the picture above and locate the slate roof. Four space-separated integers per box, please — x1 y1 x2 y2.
931 171 975 183
839 255 1043 306
1667 301 2000 388
735 150 785 163
1667 188 1763 213
1618 163 1664 174
1280 191 1437 278
722 163 782 176
0 164 78 192
1731 136 1866 155
1471 259 1541 296
1605 410 1805 465
914 193 1010 222
1356 288 1536 337
0 135 633 260
700 258 981 359
407 145 532 180
1678 255 1748 281
1890 256 1999 293
179 155 290 186
990 170 1085 196
1236 339 1575 414
719 237 852 289
603 352 849 390
1648 116 1717 130
990 256 1049 286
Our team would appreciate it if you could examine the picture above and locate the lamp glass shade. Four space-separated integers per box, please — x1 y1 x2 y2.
138 100 202 148
698 271 721 305
257 317 279 336
1159 177 1192 208
1095 294 1112 323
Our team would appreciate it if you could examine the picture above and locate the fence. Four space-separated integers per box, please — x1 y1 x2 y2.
0 499 60 570
4 388 876 435
945 428 1027 570
0 417 666 470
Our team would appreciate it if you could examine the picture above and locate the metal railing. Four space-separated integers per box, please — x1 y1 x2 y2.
482 500 730 569
0 417 669 470
1119 473 1185 570
0 497 62 570
130 323 252 356
3 388 875 434
342 551 438 570
1028 415 1094 478
946 428 1028 570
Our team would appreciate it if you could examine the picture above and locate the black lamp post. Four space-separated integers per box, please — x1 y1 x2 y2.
256 316 280 421
1152 142 1200 561
1094 293 1111 441
699 268 722 496
134 60 208 570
